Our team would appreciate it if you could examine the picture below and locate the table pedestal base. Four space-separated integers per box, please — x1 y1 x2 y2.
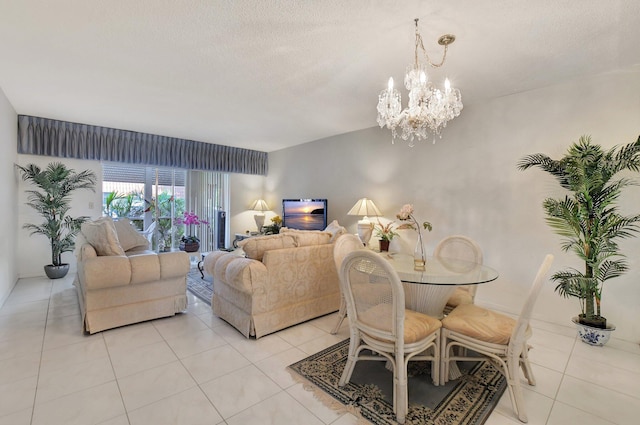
403 283 456 319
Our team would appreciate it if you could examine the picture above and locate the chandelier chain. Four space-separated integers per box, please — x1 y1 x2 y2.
414 18 448 69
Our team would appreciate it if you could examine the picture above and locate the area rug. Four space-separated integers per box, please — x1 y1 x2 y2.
186 268 212 305
289 339 506 425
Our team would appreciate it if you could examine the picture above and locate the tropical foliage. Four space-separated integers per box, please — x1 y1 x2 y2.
105 190 186 249
518 135 640 326
18 162 96 266
147 192 186 248
104 190 146 220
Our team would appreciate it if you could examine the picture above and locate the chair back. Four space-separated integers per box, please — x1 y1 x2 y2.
141 221 157 245
435 235 483 296
340 250 405 344
434 235 483 264
508 254 554 354
333 234 364 270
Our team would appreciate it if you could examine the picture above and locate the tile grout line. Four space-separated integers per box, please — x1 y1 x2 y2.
30 279 55 425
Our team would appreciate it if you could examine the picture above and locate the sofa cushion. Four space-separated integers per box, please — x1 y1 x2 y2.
282 229 332 247
324 220 347 242
113 218 150 252
81 217 126 256
239 234 296 261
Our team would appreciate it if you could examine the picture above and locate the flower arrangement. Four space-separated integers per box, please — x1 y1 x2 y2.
396 204 432 270
262 215 283 235
174 211 209 243
375 219 399 241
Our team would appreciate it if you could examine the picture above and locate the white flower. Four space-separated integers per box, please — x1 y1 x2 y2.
397 204 414 220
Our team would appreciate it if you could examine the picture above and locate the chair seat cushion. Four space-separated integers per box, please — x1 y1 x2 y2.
360 304 441 344
404 309 442 344
446 287 474 307
442 304 516 344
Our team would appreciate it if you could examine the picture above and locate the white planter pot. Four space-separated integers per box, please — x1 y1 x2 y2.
572 317 616 346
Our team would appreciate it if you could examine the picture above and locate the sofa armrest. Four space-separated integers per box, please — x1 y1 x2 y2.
158 251 190 278
203 251 229 277
79 255 132 290
224 258 268 294
78 243 98 262
205 251 268 294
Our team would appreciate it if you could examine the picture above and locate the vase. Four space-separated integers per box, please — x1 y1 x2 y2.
572 317 616 346
414 236 426 271
44 264 69 279
179 241 200 252
379 239 390 252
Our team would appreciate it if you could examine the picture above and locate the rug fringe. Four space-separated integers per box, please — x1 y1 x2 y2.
287 368 372 424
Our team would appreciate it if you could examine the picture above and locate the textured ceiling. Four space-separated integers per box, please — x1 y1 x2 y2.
0 1 639 152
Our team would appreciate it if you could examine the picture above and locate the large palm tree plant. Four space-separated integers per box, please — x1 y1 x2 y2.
18 162 96 277
518 135 640 328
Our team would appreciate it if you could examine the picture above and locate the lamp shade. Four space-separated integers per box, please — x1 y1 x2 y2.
250 199 269 212
347 198 381 247
347 198 382 217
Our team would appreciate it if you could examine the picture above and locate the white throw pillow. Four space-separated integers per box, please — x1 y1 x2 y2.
81 217 125 256
324 220 347 243
113 218 150 252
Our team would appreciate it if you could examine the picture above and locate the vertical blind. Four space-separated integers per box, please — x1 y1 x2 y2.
17 115 268 176
187 171 228 251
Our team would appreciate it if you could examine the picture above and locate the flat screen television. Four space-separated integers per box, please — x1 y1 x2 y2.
282 199 327 231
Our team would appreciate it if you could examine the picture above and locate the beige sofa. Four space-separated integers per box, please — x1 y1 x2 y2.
203 226 346 338
75 217 191 334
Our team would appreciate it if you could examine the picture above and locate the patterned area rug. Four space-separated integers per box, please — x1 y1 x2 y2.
186 268 212 305
289 339 506 425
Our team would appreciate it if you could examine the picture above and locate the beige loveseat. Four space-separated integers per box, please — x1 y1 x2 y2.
203 226 346 338
75 217 191 334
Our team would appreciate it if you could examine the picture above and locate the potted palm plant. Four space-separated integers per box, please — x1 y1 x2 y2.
518 135 640 345
18 162 97 279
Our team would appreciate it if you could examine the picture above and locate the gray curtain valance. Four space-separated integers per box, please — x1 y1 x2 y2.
17 115 268 176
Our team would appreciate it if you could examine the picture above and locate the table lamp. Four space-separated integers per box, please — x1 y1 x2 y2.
347 198 382 247
250 199 269 232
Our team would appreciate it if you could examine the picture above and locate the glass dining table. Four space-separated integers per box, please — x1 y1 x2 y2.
379 252 499 318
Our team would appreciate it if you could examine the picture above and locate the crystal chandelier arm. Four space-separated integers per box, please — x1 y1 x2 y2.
413 18 453 69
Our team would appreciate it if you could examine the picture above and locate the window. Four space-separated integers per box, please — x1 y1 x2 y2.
102 163 228 251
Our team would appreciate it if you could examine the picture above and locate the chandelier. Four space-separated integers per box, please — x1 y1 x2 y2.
376 18 463 146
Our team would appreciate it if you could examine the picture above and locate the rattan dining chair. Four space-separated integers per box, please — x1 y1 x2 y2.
330 234 365 334
339 250 442 424
433 235 483 314
140 221 157 245
440 254 554 423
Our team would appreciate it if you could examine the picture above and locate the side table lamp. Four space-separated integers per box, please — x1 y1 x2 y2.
347 198 382 247
250 199 270 232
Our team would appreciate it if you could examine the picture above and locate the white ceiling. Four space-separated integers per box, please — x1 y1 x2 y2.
1 1 639 152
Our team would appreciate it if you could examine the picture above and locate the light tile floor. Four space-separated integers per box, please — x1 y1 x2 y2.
1 274 639 425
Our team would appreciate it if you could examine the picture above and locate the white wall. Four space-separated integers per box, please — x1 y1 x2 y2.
16 155 103 278
229 172 270 240
0 87 18 307
266 66 640 343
